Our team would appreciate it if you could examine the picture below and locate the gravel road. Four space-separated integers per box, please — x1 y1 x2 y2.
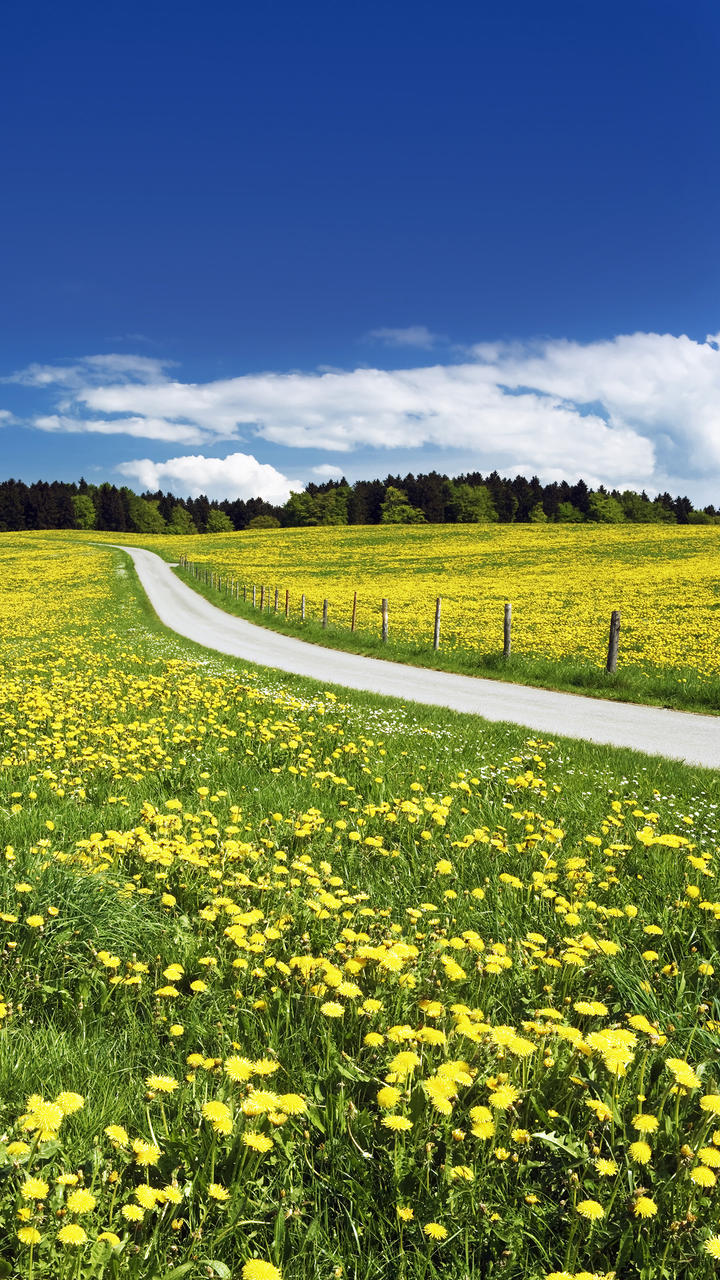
108 544 720 769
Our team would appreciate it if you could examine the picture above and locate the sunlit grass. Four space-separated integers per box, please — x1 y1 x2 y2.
0 532 719 1279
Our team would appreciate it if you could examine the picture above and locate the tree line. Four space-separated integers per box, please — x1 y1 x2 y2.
0 472 717 534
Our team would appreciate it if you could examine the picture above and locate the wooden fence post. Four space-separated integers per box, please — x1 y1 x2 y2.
274 587 279 613
351 590 357 632
285 589 289 618
260 585 264 611
433 597 441 651
606 610 621 673
381 598 389 642
301 593 306 621
322 599 328 628
503 602 512 658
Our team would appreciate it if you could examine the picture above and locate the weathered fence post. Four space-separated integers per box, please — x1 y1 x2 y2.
322 599 328 628
606 609 621 673
274 587 279 613
381 598 389 642
503 602 512 658
433 597 441 651
260 585 265 611
285 589 289 618
351 590 357 632
301 593 306 621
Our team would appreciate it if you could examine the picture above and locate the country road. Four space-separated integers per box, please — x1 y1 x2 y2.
106 544 720 769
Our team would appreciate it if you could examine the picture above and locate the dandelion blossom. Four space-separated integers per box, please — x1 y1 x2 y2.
21 1177 49 1200
633 1197 658 1218
423 1222 448 1240
632 1113 658 1133
576 1199 604 1221
382 1115 413 1131
704 1236 720 1260
57 1223 88 1245
690 1165 717 1188
241 1261 283 1280
146 1074 178 1093
700 1095 720 1115
489 1084 520 1110
629 1140 652 1165
66 1189 96 1213
201 1100 233 1134
17 1227 42 1245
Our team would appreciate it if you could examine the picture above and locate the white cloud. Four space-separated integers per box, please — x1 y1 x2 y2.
7 352 174 388
0 409 15 424
11 331 720 497
311 464 345 479
368 325 439 348
33 413 208 445
116 451 295 503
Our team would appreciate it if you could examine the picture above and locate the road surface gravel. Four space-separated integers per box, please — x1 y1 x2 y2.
107 544 720 770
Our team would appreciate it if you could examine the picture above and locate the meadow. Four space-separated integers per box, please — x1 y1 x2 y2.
93 524 720 712
1 531 720 1280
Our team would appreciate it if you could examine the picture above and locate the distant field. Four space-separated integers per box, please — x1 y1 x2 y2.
125 523 720 677
1 532 720 1279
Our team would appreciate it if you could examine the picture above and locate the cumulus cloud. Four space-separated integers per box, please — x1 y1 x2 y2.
367 325 440 349
11 331 720 495
311 464 345 479
116 451 295 504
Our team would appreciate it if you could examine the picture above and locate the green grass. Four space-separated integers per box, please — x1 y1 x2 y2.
0 540 719 1279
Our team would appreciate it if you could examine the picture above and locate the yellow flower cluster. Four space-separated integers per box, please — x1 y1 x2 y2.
1 532 719 1279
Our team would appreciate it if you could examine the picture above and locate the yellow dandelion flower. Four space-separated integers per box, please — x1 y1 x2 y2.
489 1084 520 1109
121 1204 145 1222
21 1177 49 1200
382 1115 413 1131
66 1189 96 1213
377 1086 402 1109
208 1183 230 1200
320 1001 344 1018
633 1196 658 1218
55 1092 84 1115
17 1226 42 1244
243 1132 274 1152
423 1222 448 1240
576 1199 604 1221
57 1223 88 1245
397 1205 414 1220
241 1261 283 1280
595 1158 618 1176
704 1236 720 1260
690 1165 717 1187
277 1093 307 1115
201 1100 233 1134
700 1095 720 1115
629 1141 652 1165
225 1055 254 1081
632 1113 658 1133
104 1124 129 1147
132 1138 162 1166
146 1074 178 1093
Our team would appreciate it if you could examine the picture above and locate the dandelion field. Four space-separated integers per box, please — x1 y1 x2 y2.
1 532 720 1279
109 523 720 712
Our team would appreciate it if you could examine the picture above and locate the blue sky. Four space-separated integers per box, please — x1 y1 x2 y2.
3 0 720 503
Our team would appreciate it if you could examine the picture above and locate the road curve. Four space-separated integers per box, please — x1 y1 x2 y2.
106 544 720 770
